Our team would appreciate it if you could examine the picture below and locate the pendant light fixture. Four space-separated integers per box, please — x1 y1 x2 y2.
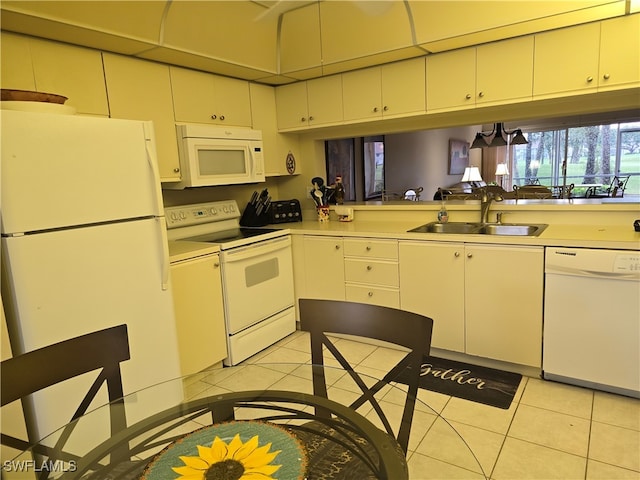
470 122 528 149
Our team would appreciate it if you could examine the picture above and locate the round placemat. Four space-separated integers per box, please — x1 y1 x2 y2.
142 421 307 480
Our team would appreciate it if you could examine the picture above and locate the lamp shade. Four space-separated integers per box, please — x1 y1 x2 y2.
495 163 509 176
470 133 488 149
511 129 528 145
461 166 483 182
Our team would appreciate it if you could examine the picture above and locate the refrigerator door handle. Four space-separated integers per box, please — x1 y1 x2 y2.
143 122 165 216
157 217 170 291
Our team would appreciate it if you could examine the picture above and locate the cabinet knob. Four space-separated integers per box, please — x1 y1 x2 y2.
211 114 217 120
219 115 225 121
586 76 594 83
383 105 388 111
465 94 472 100
335 244 340 250
368 291 374 297
366 246 371 251
478 91 484 98
603 73 610 80
467 253 473 258
173 167 180 173
366 265 373 271
454 251 460 257
309 116 314 121
214 262 220 268
301 117 307 122
373 107 379 112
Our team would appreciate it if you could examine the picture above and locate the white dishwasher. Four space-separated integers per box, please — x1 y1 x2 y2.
543 247 640 398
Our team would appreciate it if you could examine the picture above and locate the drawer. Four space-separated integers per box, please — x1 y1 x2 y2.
344 258 399 287
343 238 398 260
346 284 400 308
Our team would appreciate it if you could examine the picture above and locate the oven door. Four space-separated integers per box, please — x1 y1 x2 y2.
220 236 294 334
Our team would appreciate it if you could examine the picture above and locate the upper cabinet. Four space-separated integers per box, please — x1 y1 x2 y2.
275 75 343 131
0 32 109 116
533 22 600 98
343 58 426 122
598 14 640 91
103 53 180 182
249 83 301 177
170 67 252 127
475 36 534 106
426 47 476 112
427 35 534 112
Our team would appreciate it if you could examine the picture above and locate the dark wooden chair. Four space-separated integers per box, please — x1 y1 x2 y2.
1 324 131 473
296 299 433 478
588 175 631 198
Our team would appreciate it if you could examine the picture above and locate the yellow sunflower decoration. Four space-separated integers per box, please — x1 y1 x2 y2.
172 434 282 480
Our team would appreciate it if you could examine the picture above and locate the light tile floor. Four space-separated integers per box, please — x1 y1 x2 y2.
228 330 640 480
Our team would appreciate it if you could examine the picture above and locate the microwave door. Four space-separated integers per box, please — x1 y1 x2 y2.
188 139 252 186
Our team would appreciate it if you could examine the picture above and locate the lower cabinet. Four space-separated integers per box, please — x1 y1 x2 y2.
170 253 227 375
301 235 346 301
399 241 544 367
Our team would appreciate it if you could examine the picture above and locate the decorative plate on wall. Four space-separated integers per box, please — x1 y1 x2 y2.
286 152 296 175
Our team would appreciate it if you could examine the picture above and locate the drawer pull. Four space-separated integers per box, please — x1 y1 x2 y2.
366 265 373 271
366 246 372 251
368 291 374 297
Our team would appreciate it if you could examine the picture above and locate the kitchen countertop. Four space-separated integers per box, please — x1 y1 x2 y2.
168 240 220 263
280 220 640 250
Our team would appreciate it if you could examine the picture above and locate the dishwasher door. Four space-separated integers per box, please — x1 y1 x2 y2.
543 248 640 398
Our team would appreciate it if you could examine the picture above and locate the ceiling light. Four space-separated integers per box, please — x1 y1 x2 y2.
470 122 528 149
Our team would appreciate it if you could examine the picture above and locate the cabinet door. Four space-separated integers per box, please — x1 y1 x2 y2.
426 47 476 112
250 83 301 176
171 254 227 375
303 236 345 300
381 58 426 117
30 38 109 116
599 14 640 91
533 23 600 98
275 82 309 130
464 245 543 367
171 67 216 123
476 36 533 105
399 241 465 352
307 75 344 126
103 54 180 181
211 75 252 126
171 68 252 126
0 32 36 91
342 67 382 122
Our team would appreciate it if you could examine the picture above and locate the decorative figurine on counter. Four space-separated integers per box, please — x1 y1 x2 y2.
334 175 345 205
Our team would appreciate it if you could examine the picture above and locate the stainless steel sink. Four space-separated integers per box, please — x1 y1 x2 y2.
409 222 481 234
478 224 547 236
408 222 547 237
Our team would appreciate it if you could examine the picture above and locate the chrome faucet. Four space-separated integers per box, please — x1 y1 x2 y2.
480 188 504 224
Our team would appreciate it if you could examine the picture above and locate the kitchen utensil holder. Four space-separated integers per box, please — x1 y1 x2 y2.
239 202 271 227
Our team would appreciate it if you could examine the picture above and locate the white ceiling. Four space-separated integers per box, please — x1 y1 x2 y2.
0 0 636 85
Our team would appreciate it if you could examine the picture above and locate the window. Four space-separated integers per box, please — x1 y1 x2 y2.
511 121 640 195
326 136 385 201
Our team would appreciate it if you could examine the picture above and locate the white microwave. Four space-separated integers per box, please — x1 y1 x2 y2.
165 124 265 188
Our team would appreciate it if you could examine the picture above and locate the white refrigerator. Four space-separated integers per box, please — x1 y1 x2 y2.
1 109 183 450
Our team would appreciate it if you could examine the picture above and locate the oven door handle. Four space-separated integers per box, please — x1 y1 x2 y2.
223 237 291 263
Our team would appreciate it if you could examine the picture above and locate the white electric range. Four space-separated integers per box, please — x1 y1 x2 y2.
166 201 295 365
